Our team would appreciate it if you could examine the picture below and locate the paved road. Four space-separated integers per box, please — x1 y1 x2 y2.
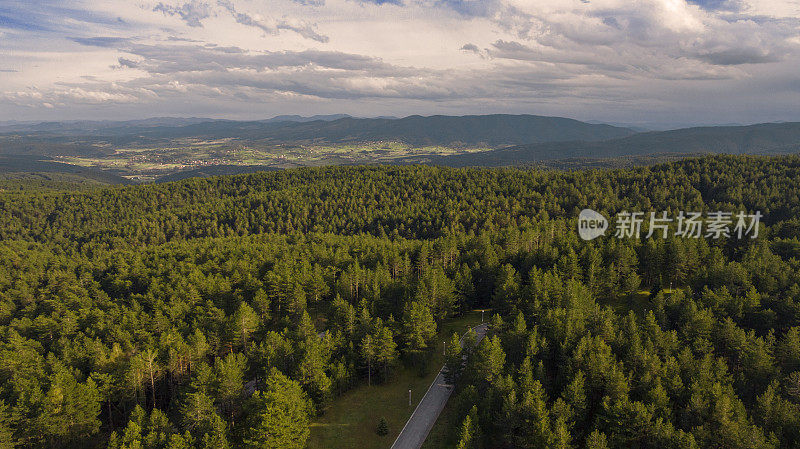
390 323 489 449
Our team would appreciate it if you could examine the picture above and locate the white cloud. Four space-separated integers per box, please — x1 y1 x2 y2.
0 0 799 126
153 1 212 27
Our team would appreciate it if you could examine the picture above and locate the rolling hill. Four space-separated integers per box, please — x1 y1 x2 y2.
0 155 131 184
248 114 636 146
427 122 800 166
0 114 636 155
3 116 800 178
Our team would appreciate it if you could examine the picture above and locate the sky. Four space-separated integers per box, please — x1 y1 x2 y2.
1 0 799 127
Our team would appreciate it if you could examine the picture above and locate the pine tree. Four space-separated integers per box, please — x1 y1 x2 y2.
0 401 14 449
416 267 456 320
455 263 476 313
375 326 398 382
470 336 505 385
212 352 246 419
242 371 312 449
462 327 478 358
33 367 102 447
403 301 437 351
361 334 375 386
492 264 521 315
251 288 272 324
585 430 609 449
296 310 317 341
305 263 329 304
516 381 550 448
230 301 259 350
550 417 573 449
198 413 229 449
133 348 161 409
776 327 800 373
376 417 389 436
562 371 587 426
444 332 464 384
518 356 536 393
489 313 504 332
178 391 217 435
455 411 476 449
298 336 332 404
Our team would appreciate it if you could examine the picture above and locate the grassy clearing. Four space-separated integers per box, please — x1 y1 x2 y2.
307 310 485 449
597 290 654 317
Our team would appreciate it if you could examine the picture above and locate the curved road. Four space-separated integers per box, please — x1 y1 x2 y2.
390 323 489 449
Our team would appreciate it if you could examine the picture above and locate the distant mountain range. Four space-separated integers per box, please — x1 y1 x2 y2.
0 117 216 134
66 114 635 147
0 114 352 134
0 114 637 155
425 122 800 166
264 114 352 123
248 114 636 146
1 115 799 176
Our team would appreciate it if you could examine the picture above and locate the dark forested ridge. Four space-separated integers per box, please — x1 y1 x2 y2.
0 156 131 186
0 115 635 155
154 165 282 184
246 114 635 146
2 155 800 448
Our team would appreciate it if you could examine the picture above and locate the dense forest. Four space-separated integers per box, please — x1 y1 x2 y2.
1 155 800 448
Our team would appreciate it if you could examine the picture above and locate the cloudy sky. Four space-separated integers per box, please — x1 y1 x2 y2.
1 0 799 127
